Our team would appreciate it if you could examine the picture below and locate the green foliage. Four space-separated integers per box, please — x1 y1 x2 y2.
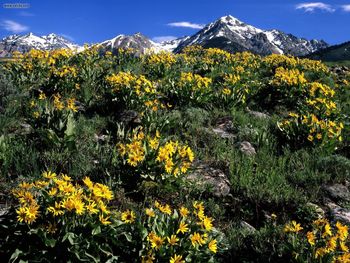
0 45 349 262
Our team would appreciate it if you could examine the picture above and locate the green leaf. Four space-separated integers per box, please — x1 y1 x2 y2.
63 232 76 245
92 226 101 235
65 113 76 137
122 232 132 242
84 252 99 263
45 238 57 248
9 249 22 262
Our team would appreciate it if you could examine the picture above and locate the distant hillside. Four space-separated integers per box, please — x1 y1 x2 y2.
307 41 350 61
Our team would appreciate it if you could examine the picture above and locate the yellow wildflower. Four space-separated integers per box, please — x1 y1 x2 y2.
121 210 136 224
176 221 189 234
208 239 218 253
169 254 184 263
167 235 179 246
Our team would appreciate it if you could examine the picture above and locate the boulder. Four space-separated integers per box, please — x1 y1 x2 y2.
239 141 256 156
323 183 350 203
326 202 350 225
187 163 231 197
212 116 236 139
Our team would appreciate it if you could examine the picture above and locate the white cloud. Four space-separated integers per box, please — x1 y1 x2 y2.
342 5 350 12
152 36 177 43
167 21 204 29
296 2 335 12
1 20 29 33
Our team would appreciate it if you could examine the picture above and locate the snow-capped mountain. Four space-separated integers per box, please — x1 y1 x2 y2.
0 16 329 57
98 33 163 55
0 33 82 57
157 36 190 52
174 15 328 56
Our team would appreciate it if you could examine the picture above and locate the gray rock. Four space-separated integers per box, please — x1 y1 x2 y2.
247 109 270 119
94 134 108 142
240 221 256 233
212 128 236 139
212 116 236 139
119 110 142 125
326 202 350 225
187 163 231 197
323 184 350 203
16 122 33 135
0 204 10 217
239 141 256 156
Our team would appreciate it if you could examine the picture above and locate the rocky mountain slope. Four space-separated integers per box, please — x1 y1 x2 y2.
174 15 328 56
0 33 81 57
0 15 329 57
98 33 162 55
307 41 350 61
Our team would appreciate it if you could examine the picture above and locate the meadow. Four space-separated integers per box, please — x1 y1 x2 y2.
0 46 349 262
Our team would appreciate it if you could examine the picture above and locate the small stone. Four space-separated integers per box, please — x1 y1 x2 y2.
187 163 231 197
212 128 236 139
15 122 33 135
239 141 256 156
0 204 10 217
94 134 108 142
212 116 236 139
246 108 270 119
240 221 256 234
119 110 142 125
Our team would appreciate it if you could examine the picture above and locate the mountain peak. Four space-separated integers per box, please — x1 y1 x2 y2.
174 15 328 56
219 15 241 23
0 32 81 57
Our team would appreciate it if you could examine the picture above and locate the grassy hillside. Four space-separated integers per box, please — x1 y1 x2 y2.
308 41 350 62
0 46 349 262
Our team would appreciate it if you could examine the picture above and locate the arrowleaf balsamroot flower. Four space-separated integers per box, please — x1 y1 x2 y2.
121 209 136 224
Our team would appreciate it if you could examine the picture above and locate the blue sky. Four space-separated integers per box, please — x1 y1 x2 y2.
0 0 350 45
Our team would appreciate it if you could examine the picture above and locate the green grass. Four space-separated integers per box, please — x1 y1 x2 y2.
325 60 350 67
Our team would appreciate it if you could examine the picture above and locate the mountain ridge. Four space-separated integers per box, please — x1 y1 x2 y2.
174 15 328 56
0 15 330 57
306 41 350 61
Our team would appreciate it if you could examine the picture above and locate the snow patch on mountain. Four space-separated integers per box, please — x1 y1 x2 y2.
0 33 82 57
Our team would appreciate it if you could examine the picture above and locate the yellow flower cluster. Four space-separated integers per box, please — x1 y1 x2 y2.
144 51 176 69
178 72 212 92
224 74 241 86
144 99 164 112
117 129 194 178
279 113 343 143
52 65 78 78
231 51 261 70
29 93 79 117
141 201 218 262
12 49 73 68
156 140 194 176
285 219 350 262
106 72 155 95
263 54 328 74
13 171 114 226
271 67 307 87
181 46 233 67
284 220 303 233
